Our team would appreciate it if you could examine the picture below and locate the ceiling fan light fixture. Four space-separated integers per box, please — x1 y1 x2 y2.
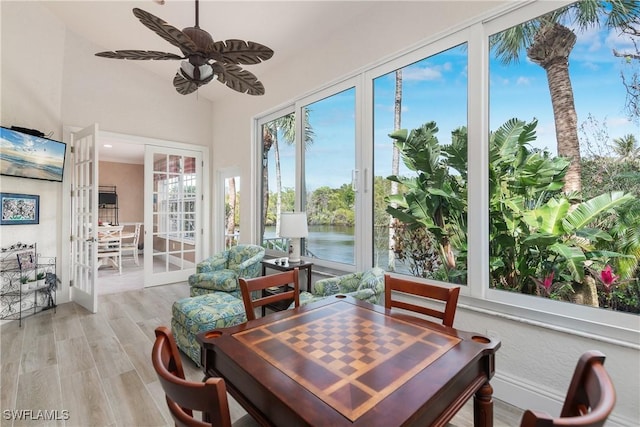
180 61 214 81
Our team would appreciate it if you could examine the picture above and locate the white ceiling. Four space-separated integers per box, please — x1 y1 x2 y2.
43 0 380 102
42 0 384 163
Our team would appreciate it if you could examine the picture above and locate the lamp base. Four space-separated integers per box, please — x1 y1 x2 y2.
289 238 302 263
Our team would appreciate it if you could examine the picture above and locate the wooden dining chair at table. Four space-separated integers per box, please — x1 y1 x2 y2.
519 350 616 427
239 268 300 321
151 326 259 427
384 273 460 327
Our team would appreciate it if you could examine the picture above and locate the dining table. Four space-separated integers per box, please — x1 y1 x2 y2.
197 294 501 427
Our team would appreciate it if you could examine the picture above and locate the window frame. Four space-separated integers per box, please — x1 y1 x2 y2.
252 0 639 345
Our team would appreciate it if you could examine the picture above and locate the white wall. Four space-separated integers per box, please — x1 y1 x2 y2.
206 1 639 425
1 2 213 303
0 2 68 280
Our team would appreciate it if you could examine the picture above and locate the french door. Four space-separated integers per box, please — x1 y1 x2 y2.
144 146 203 286
70 124 99 313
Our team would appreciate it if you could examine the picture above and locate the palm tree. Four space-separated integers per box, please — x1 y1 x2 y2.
262 111 314 238
490 0 640 194
612 133 639 162
388 69 402 270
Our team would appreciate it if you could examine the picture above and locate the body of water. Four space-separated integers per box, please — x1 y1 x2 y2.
264 225 355 265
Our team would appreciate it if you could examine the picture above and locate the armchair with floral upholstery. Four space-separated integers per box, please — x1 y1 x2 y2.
298 267 385 306
188 244 265 297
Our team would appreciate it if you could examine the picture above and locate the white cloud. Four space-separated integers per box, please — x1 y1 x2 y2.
516 76 531 86
402 66 442 81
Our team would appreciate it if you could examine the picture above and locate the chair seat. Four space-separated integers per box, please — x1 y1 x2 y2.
172 293 246 331
171 292 247 365
189 269 238 294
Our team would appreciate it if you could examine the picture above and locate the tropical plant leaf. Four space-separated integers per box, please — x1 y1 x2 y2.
549 243 586 282
564 191 634 231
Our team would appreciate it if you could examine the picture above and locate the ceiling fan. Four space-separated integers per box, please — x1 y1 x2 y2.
95 0 274 96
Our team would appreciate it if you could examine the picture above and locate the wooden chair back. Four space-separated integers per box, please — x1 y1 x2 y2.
384 273 460 327
239 269 300 321
520 351 615 427
151 326 232 427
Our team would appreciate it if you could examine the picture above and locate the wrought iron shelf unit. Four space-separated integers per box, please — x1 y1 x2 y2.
98 185 119 226
0 243 57 326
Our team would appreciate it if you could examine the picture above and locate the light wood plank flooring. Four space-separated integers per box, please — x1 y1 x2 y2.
1 281 523 426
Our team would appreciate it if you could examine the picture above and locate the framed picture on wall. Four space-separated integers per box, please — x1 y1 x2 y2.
0 193 40 225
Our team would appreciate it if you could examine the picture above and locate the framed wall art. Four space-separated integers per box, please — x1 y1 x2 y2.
0 193 40 225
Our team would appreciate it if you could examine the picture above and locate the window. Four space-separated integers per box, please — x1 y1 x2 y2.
372 44 468 284
155 156 197 243
255 0 638 338
302 87 356 266
260 110 296 254
487 1 639 314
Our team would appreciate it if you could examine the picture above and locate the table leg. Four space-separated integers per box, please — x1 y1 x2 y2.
473 381 494 427
306 266 312 292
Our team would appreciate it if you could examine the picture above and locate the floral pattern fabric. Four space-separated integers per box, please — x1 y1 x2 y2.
171 292 248 365
298 267 386 306
189 244 265 294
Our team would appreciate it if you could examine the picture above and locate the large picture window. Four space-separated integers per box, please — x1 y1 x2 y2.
488 1 639 314
255 0 639 334
373 44 468 284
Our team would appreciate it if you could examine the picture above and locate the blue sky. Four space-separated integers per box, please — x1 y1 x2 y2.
271 16 638 191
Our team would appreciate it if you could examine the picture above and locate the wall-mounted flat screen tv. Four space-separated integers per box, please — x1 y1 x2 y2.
0 126 67 182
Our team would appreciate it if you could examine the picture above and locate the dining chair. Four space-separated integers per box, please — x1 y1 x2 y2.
519 350 615 427
121 222 141 265
384 273 460 327
152 326 258 427
239 268 300 321
97 225 123 274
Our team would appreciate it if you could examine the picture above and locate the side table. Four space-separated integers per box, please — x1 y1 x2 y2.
261 259 313 292
260 259 313 316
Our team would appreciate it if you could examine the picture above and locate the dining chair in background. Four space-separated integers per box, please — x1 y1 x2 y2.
97 225 123 274
151 326 258 427
239 269 300 321
384 273 460 327
121 222 141 265
519 350 615 427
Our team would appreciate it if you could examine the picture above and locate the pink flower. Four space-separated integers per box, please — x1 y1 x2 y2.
542 271 554 291
600 265 618 292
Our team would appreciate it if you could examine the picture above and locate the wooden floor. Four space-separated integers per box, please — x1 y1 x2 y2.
0 278 524 427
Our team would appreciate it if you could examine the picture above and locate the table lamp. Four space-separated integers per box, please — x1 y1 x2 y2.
279 212 308 263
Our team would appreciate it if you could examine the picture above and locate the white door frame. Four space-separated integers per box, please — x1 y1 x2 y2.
61 127 210 306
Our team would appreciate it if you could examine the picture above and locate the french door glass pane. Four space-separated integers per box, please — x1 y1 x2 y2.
152 153 197 273
373 44 468 284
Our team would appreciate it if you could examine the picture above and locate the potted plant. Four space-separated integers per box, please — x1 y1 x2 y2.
35 272 46 289
20 276 29 292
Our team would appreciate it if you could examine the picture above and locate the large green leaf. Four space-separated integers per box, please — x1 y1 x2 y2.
564 191 635 231
549 243 586 282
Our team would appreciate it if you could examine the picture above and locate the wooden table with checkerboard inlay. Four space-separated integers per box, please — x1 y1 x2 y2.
198 295 500 427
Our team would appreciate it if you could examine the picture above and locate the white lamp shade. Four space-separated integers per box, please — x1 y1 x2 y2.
279 212 308 238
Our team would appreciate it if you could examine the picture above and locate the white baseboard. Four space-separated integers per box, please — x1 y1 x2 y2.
492 372 632 427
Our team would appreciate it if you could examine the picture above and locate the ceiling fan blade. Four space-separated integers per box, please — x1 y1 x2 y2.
173 70 215 95
133 8 198 55
209 39 274 65
173 72 200 95
212 63 265 95
96 50 183 60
